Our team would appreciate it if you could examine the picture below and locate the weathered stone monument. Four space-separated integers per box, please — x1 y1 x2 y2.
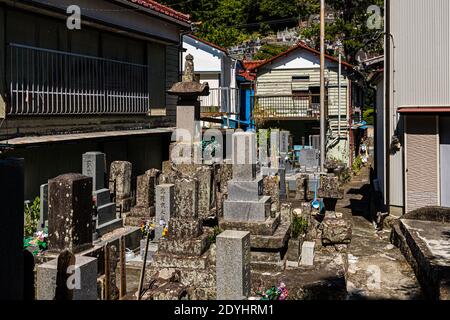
220 132 291 272
47 173 93 253
83 152 122 235
0 158 25 300
216 230 251 300
109 161 132 213
146 177 216 299
126 169 160 226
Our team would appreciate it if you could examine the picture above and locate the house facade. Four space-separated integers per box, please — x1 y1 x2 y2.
182 34 241 128
383 0 450 213
0 0 190 199
250 43 363 166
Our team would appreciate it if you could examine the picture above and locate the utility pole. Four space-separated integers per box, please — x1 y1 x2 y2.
319 0 326 172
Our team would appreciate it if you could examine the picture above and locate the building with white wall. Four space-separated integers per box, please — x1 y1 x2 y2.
383 0 450 213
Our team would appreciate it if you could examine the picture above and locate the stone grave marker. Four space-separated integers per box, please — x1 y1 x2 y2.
299 149 319 168
216 230 251 300
82 151 105 191
109 161 132 212
300 241 315 266
48 173 93 253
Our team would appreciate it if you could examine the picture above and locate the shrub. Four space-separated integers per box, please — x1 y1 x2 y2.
24 197 40 238
291 215 308 239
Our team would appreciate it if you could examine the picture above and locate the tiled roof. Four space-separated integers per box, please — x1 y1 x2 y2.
238 60 265 81
128 0 191 24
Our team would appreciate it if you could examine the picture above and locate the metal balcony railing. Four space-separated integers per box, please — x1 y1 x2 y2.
252 94 327 119
8 43 150 116
199 87 239 115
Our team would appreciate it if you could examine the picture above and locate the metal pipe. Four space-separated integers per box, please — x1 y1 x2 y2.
320 0 326 172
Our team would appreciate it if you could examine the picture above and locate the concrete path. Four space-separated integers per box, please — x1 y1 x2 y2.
336 167 423 300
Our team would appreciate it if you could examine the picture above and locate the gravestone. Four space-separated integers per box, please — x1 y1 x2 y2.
39 183 48 230
82 152 105 191
299 149 319 168
197 166 213 219
280 130 290 155
224 132 270 222
258 129 270 167
216 230 251 300
300 241 315 266
109 161 132 212
36 254 98 300
0 158 24 300
270 129 280 168
155 184 174 224
48 173 93 253
127 169 160 226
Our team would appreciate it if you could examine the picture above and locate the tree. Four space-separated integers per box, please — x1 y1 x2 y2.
253 43 291 60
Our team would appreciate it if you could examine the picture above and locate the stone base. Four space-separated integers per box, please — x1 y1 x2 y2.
168 218 202 239
223 196 271 222
250 218 291 250
158 233 209 256
227 177 263 201
219 213 280 236
36 256 98 300
251 255 287 272
152 252 209 270
321 211 352 245
129 205 155 218
97 218 123 236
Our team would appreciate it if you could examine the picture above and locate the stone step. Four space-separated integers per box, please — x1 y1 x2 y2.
250 218 291 250
97 218 123 236
251 257 286 273
219 213 280 236
152 252 209 270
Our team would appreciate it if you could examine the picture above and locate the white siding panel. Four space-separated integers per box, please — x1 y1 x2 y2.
391 0 450 107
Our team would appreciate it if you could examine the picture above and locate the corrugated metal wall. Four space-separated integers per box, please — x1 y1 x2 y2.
390 0 450 107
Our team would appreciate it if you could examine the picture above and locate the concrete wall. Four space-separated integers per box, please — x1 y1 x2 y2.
8 133 170 200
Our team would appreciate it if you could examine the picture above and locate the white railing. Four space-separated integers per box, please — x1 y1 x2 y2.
8 43 150 116
199 87 239 114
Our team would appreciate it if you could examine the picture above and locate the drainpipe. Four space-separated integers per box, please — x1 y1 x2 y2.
338 53 342 139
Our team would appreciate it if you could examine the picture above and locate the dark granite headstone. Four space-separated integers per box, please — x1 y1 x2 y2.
48 173 93 254
0 158 24 300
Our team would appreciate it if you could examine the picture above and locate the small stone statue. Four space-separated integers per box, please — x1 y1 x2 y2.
182 54 195 82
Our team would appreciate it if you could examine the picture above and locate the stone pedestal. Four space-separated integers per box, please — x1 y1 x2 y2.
48 173 93 253
0 158 24 300
37 256 98 300
216 230 251 300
